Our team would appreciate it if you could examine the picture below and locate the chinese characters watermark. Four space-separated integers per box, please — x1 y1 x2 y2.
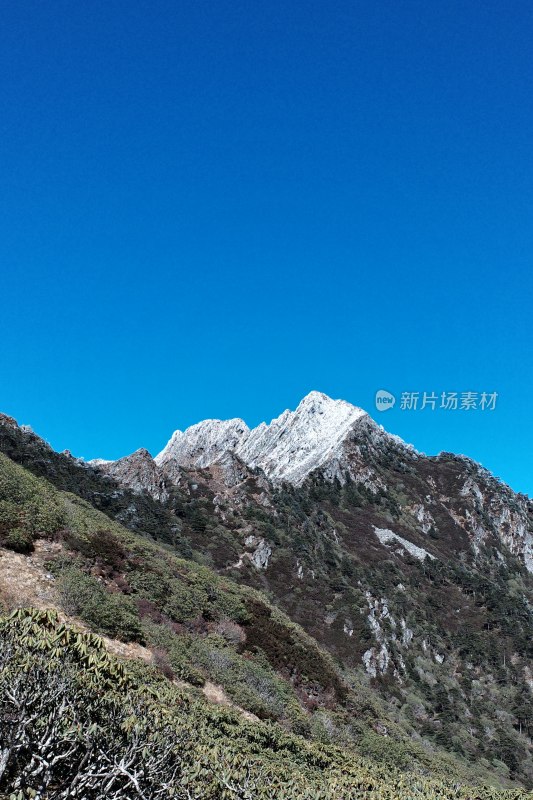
375 390 498 412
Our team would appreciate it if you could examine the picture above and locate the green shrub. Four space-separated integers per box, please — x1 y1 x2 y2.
141 621 205 685
163 578 209 623
190 636 305 724
58 566 144 643
1 609 527 800
0 453 65 537
2 525 34 553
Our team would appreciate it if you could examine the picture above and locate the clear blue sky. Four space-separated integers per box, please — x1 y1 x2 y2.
1 1 531 495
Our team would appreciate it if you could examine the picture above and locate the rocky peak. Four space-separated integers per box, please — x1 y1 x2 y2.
98 447 169 502
0 413 20 429
85 392 533 573
235 391 368 485
155 418 249 470
151 392 372 487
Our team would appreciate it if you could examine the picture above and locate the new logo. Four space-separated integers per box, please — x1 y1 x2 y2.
375 389 396 412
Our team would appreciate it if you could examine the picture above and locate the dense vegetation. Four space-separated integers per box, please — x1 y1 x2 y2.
1 608 532 800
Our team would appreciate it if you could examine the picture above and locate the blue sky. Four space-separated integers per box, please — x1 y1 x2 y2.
1 1 531 495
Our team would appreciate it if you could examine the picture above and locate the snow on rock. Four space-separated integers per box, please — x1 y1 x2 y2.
155 418 250 470
235 391 367 486
373 527 435 561
406 503 435 534
154 391 373 488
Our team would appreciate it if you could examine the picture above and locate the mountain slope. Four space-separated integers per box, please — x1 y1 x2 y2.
1 397 533 787
4 608 530 800
2 449 523 798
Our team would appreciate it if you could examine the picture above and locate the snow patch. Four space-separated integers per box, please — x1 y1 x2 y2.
373 527 435 561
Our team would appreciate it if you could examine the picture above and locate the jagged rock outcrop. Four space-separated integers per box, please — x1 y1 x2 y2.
235 391 368 485
98 448 170 503
153 392 380 487
156 418 250 472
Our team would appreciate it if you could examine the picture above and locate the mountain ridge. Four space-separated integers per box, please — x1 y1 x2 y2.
88 392 533 576
111 391 411 488
92 391 527 499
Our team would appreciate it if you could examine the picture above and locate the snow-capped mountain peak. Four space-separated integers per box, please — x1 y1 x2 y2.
155 418 250 470
235 391 368 485
154 391 369 486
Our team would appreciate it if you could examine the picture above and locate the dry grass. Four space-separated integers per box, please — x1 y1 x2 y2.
0 543 259 723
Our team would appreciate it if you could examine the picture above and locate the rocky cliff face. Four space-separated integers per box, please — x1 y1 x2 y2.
156 418 250 472
101 448 171 503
